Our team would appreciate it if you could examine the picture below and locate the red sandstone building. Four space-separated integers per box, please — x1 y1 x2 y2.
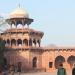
0 7 75 72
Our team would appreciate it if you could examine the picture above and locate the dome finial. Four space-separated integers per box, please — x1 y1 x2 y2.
9 5 29 18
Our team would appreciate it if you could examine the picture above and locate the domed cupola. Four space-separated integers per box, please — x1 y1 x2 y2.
9 8 29 18
6 6 33 28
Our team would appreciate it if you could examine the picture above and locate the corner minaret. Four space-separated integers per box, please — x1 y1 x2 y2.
1 7 44 49
0 6 44 71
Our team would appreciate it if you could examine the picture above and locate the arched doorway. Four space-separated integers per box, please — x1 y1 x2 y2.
67 55 75 68
32 57 37 69
17 39 22 46
55 55 65 69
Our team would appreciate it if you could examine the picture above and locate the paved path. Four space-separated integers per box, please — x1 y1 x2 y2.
14 70 72 75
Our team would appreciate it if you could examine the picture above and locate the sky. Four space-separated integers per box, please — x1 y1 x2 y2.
0 0 75 46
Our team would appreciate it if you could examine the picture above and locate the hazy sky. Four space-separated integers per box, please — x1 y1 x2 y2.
0 0 75 46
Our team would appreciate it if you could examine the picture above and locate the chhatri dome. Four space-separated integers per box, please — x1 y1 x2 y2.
6 6 33 26
9 7 29 18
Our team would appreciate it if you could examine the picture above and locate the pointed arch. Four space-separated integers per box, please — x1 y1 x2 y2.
32 57 37 68
17 39 22 46
11 21 15 25
67 55 75 68
17 20 22 25
11 39 16 46
7 39 10 44
23 39 28 46
37 40 40 47
29 39 32 46
3 40 6 44
54 55 65 69
33 39 36 46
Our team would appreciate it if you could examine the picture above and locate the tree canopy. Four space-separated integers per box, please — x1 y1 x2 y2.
0 38 5 65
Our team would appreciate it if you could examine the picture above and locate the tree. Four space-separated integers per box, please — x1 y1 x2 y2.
0 38 5 66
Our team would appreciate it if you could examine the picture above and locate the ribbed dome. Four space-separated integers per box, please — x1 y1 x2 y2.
9 8 29 18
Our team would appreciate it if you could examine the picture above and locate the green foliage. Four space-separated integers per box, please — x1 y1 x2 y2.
0 38 5 65
0 38 5 52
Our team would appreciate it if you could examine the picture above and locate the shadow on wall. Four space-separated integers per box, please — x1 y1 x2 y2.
4 48 33 72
